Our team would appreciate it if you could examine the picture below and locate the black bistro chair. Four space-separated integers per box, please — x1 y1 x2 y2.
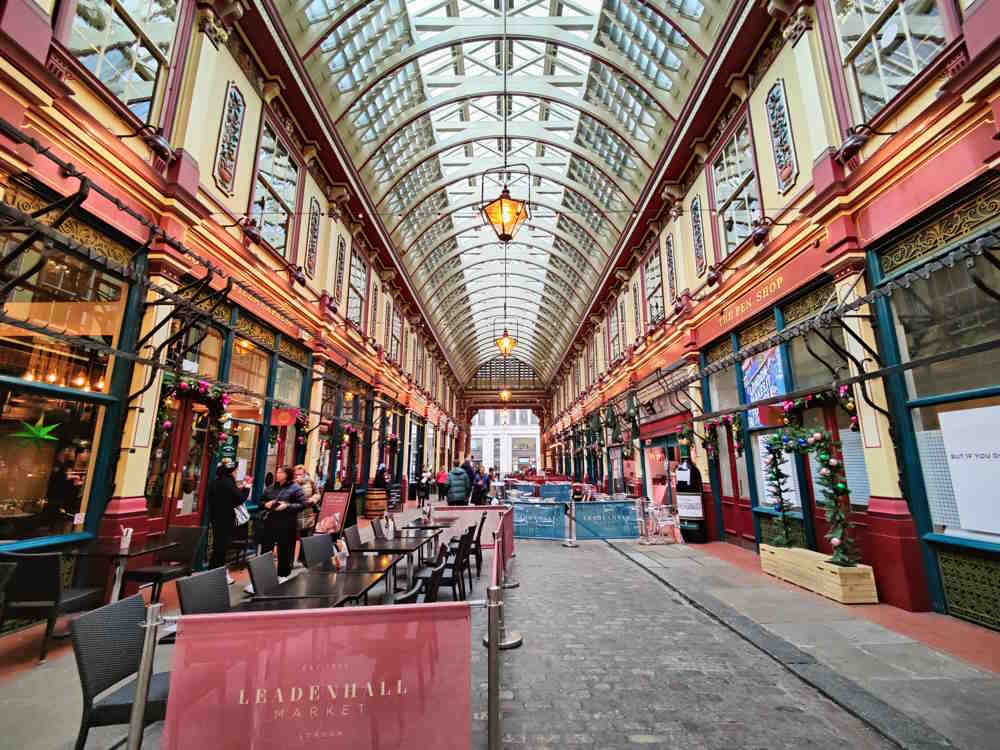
342 524 363 551
422 561 447 603
451 512 488 578
300 534 334 568
70 594 170 750
0 551 104 661
247 552 280 596
123 526 206 603
393 580 424 604
177 566 232 615
422 526 473 601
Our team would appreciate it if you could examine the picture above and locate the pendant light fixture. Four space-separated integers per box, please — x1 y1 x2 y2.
480 0 529 242
494 240 517 357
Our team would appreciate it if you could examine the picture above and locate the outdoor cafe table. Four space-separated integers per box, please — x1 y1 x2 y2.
69 539 179 602
310 554 405 597
231 595 342 613
352 530 441 587
252 571 386 607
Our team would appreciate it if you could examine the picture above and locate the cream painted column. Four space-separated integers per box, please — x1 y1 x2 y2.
303 357 325 478
834 267 902 500
782 6 843 160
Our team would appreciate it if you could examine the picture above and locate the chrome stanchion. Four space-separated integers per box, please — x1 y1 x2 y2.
562 501 578 548
486 585 502 750
499 531 519 590
126 602 162 750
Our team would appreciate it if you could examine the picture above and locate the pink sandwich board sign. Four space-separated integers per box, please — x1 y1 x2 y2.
162 602 471 749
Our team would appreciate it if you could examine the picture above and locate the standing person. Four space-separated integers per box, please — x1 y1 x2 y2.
419 465 432 507
471 465 486 504
372 463 388 489
435 466 448 502
461 459 475 502
294 464 321 568
447 460 470 506
263 466 308 581
487 468 496 502
206 459 243 584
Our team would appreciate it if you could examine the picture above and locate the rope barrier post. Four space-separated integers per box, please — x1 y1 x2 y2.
486 585 502 750
126 602 162 750
499 526 519 589
562 500 578 548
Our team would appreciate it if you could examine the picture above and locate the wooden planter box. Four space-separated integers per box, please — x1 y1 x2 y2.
759 544 878 604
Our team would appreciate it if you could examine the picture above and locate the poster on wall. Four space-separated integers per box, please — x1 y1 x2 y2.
742 345 787 429
939 404 1000 535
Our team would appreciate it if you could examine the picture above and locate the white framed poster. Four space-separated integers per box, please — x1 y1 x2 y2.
939 404 1000 535
675 492 703 520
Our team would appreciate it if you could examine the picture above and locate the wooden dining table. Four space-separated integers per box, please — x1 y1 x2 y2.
251 570 386 607
309 554 405 597
351 529 442 587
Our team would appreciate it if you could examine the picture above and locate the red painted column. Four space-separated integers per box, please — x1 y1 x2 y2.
860 497 932 611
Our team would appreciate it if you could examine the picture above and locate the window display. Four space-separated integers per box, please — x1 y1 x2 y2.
0 389 101 541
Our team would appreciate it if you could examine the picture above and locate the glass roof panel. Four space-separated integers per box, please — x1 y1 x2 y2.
287 0 724 383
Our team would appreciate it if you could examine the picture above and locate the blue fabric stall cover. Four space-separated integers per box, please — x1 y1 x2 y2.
512 502 566 540
538 483 571 501
573 501 640 540
515 482 537 496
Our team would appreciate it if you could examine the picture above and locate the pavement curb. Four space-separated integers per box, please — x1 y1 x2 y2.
607 541 956 750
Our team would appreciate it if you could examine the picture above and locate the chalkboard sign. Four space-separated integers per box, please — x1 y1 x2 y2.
512 502 566 540
387 483 403 511
573 501 640 540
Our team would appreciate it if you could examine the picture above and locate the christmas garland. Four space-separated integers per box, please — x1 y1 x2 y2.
156 376 232 455
764 426 856 566
383 432 399 450
779 385 859 430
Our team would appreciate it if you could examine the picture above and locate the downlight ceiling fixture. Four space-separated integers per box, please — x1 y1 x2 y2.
480 0 530 243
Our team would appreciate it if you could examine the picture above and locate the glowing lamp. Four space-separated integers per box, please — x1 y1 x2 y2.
499 388 512 402
481 186 528 242
495 327 517 357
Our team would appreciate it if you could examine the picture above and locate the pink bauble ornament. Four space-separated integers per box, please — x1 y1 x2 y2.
812 432 822 441
178 381 188 390
828 458 839 466
830 537 841 548
162 420 172 431
820 468 830 476
807 437 815 445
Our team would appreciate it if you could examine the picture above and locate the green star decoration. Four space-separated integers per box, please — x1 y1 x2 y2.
12 415 60 442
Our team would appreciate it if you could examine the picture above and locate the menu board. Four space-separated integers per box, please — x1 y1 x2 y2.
675 492 704 520
315 490 351 534
388 483 403 511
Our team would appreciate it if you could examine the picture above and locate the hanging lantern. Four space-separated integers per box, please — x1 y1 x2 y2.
481 185 529 242
498 388 512 402
495 327 517 357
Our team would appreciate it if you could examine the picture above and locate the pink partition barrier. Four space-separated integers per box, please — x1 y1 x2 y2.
162 603 470 750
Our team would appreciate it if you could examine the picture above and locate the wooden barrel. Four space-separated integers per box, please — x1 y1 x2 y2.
364 488 387 519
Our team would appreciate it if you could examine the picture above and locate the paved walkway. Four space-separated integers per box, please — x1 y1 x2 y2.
497 540 895 749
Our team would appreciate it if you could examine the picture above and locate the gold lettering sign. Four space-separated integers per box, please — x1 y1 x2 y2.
718 275 784 330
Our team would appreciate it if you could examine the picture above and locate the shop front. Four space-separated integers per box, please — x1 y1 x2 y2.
870 178 1000 629
316 371 371 494
0 199 130 550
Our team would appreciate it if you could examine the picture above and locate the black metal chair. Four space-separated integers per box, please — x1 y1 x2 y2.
123 526 206 603
393 580 424 604
422 561 447 603
451 512 488 577
0 551 104 662
372 519 387 540
69 594 170 750
247 552 280 596
343 524 363 551
177 567 231 615
434 527 473 600
300 534 334 567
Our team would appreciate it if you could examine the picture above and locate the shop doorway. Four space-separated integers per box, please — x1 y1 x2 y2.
145 398 213 534
643 436 678 509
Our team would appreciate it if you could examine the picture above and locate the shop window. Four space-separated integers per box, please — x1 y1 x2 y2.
1 245 125 391
632 281 642 337
390 307 402 363
890 256 1000 400
67 0 180 122
608 305 620 361
803 409 871 507
228 340 269 423
250 123 300 256
716 432 735 496
346 246 367 327
165 321 222 379
711 120 759 256
830 0 947 121
643 249 664 324
0 389 101 541
750 428 803 510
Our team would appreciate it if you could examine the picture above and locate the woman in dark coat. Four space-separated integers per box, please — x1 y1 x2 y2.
206 459 243 574
263 466 308 579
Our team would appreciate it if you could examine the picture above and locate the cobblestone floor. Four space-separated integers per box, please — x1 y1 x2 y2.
491 540 894 750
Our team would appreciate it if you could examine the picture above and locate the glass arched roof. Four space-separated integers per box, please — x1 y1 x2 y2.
279 0 729 384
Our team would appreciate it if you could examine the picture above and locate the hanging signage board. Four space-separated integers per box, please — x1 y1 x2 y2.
939 404 1000 535
163 604 471 750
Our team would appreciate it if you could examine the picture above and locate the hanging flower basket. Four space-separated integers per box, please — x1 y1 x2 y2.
384 433 399 451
